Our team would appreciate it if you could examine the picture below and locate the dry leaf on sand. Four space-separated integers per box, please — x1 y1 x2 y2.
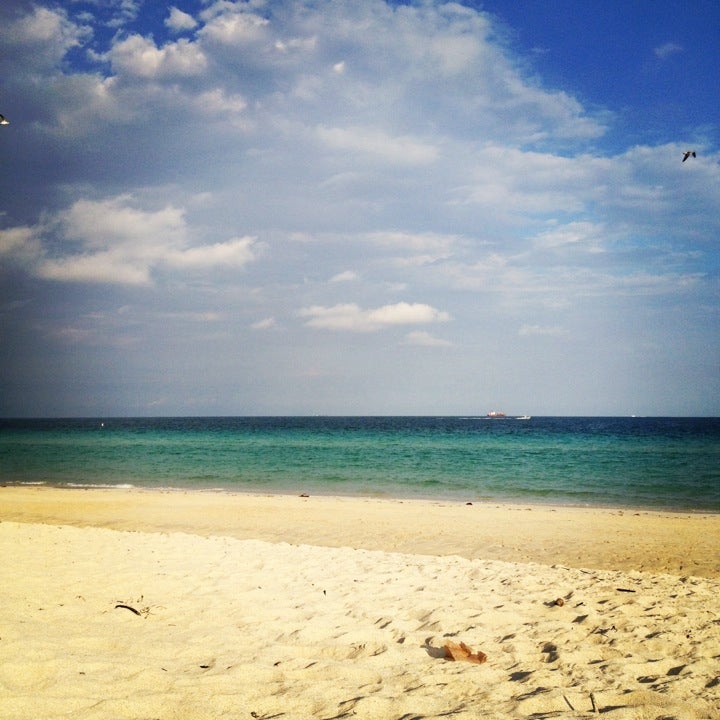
443 641 487 664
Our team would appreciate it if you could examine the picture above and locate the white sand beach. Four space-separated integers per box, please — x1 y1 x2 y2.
1 487 719 719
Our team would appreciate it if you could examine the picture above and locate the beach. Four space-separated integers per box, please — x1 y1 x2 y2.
1 487 719 719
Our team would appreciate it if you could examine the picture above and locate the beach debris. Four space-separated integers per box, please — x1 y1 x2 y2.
554 597 565 607
443 641 487 664
299 493 309 498
616 587 636 593
114 595 152 617
114 603 142 616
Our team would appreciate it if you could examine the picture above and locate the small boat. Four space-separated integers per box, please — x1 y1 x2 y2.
516 415 531 420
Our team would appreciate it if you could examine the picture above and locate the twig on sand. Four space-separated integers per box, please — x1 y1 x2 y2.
114 603 142 616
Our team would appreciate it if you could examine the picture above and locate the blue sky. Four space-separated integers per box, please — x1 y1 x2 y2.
0 0 718 417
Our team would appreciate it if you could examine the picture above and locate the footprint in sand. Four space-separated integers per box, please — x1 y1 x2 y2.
541 642 559 663
320 642 388 660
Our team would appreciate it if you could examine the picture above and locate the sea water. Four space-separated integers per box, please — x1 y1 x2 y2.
1 417 718 511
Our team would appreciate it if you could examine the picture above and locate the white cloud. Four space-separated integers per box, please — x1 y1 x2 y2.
532 222 605 250
299 302 450 332
654 42 682 59
194 88 248 116
404 330 452 347
108 35 208 78
38 251 153 285
5 196 258 285
363 231 458 267
159 311 221 322
365 231 458 253
2 6 78 46
367 302 450 326
452 146 588 213
330 270 358 282
165 236 257 269
106 0 141 28
0 226 43 266
252 317 276 330
62 196 187 250
316 126 439 165
200 7 269 44
0 5 89 70
166 7 198 33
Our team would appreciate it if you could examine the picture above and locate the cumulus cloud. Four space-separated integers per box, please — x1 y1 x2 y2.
299 302 450 332
4 196 258 285
166 7 198 33
200 6 269 44
106 0 141 28
107 35 208 78
0 5 89 71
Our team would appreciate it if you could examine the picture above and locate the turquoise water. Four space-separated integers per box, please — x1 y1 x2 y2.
1 417 718 510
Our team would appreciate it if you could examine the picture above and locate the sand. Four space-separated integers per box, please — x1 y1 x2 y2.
1 487 719 719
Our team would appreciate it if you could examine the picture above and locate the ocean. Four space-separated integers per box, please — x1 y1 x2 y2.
1 416 718 511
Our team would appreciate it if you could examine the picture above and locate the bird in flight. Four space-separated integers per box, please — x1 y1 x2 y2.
0 114 9 125
682 150 696 162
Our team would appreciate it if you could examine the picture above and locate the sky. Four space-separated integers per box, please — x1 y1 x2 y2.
0 0 718 417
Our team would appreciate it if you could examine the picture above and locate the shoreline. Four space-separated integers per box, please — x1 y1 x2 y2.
5 480 720 515
2 484 718 577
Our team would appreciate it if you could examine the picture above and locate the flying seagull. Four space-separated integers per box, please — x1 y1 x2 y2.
0 114 9 125
682 150 696 162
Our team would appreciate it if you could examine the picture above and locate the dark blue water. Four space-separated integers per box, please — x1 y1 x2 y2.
1 417 718 511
